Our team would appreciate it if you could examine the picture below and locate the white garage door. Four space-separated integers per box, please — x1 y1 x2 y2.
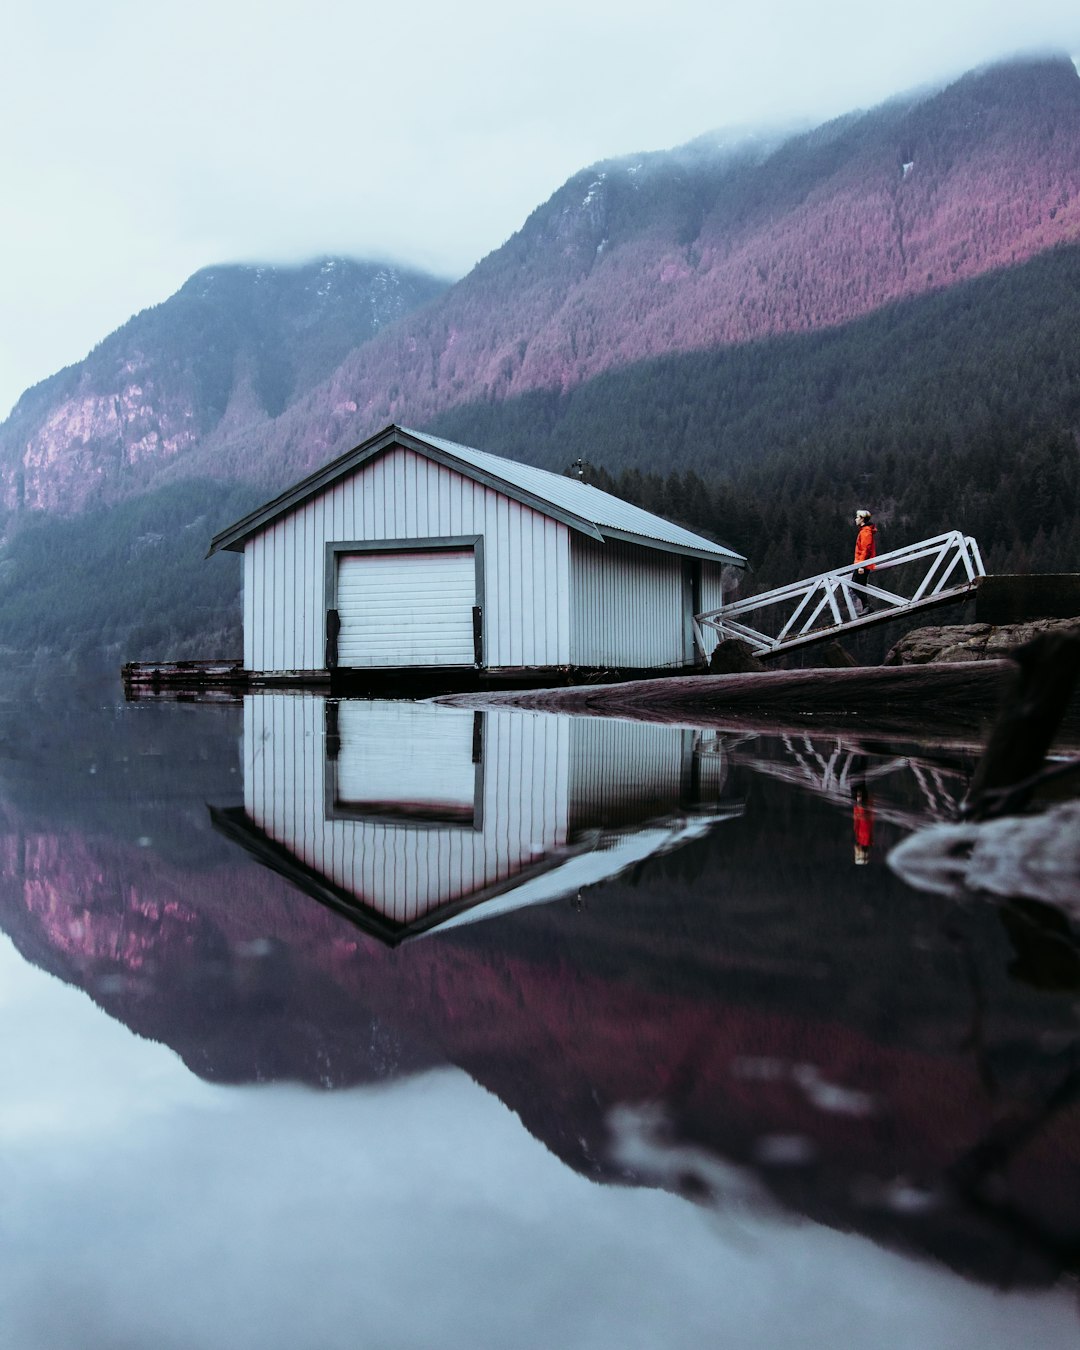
336 548 477 668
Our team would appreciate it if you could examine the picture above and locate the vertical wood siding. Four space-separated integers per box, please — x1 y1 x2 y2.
698 562 727 662
566 717 693 830
237 697 737 934
243 445 572 672
242 694 572 927
569 537 691 668
693 730 731 799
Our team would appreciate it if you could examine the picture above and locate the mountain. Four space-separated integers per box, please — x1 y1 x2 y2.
1 54 1079 663
0 258 449 514
7 56 1080 513
430 240 1080 587
195 54 1080 489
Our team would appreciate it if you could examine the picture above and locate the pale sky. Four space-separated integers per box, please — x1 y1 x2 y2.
2 0 1079 419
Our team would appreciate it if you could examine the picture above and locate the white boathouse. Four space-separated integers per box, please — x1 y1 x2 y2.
207 424 746 679
211 695 739 943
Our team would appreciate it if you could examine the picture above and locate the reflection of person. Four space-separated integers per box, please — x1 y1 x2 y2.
852 509 877 616
853 783 874 865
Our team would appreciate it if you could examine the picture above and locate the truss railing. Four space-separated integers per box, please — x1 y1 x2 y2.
694 530 985 657
735 734 967 829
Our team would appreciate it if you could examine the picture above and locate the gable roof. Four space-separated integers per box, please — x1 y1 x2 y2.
211 802 733 947
207 424 746 565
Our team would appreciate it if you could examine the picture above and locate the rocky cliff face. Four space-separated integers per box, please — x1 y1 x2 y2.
0 259 448 514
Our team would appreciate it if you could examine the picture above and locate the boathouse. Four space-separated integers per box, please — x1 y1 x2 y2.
207 424 746 679
211 695 739 943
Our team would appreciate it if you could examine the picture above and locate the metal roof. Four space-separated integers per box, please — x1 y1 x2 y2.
208 424 746 566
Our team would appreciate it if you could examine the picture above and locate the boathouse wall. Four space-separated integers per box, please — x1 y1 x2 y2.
699 563 726 662
569 537 692 669
566 544 728 668
242 445 573 673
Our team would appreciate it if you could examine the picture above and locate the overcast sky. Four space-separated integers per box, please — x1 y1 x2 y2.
2 0 1078 419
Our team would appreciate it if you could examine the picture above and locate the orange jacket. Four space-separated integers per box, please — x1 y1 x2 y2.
854 523 877 568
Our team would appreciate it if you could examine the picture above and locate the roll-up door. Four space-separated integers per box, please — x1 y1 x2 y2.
336 547 477 668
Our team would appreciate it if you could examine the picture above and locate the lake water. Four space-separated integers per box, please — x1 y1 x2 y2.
1 688 1079 1348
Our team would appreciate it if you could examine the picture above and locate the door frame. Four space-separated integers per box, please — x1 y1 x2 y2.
324 703 485 828
324 535 486 669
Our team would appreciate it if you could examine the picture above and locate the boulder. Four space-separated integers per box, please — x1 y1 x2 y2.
707 639 765 674
885 618 1080 665
819 639 858 668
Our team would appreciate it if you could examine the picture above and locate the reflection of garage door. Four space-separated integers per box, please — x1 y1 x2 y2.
335 701 479 824
336 548 477 668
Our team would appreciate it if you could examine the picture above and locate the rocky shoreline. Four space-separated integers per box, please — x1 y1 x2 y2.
438 620 1080 745
439 659 1018 743
884 617 1080 665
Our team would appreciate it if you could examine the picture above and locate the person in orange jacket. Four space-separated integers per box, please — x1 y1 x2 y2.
854 508 877 571
853 508 877 614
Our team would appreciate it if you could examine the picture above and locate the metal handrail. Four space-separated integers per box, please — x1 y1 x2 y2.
734 735 967 828
695 531 986 656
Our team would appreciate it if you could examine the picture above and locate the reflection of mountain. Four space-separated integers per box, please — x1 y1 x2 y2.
0 826 446 1087
1 699 1079 1286
213 696 740 941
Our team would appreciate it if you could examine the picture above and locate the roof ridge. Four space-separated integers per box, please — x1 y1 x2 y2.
209 424 746 566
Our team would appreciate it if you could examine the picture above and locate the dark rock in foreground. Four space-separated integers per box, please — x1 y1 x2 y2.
707 638 765 673
885 618 1080 666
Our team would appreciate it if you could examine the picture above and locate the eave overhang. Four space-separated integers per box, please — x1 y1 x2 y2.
207 423 746 568
207 425 605 557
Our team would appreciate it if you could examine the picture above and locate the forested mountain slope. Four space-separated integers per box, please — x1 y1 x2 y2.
2 238 1077 666
196 54 1080 492
0 259 448 513
3 55 1079 516
431 240 1080 587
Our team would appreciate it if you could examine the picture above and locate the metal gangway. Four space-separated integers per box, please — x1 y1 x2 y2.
695 530 986 659
735 734 968 831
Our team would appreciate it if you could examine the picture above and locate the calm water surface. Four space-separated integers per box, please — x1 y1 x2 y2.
1 687 1078 1349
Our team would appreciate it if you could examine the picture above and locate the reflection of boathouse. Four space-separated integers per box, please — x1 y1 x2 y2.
207 425 745 680
212 695 739 942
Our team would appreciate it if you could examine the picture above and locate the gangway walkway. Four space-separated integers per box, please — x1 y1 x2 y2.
735 733 967 830
695 530 986 659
